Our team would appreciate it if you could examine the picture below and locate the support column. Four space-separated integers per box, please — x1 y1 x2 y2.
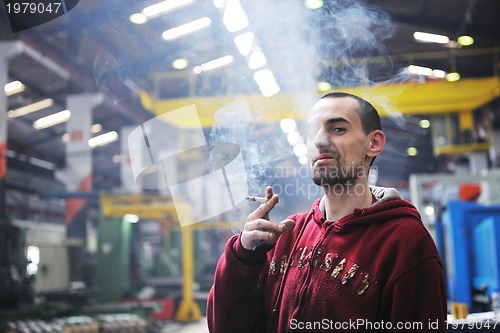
57 93 103 282
0 41 22 223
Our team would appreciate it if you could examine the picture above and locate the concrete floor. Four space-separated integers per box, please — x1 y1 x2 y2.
161 317 209 333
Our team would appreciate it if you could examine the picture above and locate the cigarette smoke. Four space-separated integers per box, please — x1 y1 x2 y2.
207 0 407 217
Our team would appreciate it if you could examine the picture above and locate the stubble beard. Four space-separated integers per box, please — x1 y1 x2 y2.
311 154 364 189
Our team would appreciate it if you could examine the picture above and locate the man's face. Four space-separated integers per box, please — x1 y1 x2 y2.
306 97 371 187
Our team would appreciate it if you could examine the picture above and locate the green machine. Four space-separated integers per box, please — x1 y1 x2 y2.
94 216 132 303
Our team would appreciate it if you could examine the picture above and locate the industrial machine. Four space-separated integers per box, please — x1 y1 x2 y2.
440 200 500 313
0 222 33 309
97 193 235 322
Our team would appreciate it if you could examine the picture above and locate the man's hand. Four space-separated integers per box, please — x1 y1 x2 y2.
241 186 296 250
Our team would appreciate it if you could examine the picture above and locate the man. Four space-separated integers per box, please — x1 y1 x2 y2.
207 92 447 332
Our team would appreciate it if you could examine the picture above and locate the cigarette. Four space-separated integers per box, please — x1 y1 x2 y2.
245 195 267 203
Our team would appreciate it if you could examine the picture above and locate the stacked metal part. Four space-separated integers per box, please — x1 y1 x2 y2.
4 314 147 333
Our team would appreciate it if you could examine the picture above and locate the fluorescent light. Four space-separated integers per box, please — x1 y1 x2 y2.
424 206 435 216
123 214 139 223
193 55 234 73
33 110 70 129
129 13 148 24
419 119 431 129
457 35 474 46
90 123 102 133
142 0 194 18
280 118 297 133
88 131 118 148
172 58 189 69
4 80 25 96
446 72 461 82
406 65 447 78
293 143 308 157
223 0 248 32
8 98 54 118
233 32 254 56
248 50 267 70
304 0 324 10
413 31 449 44
287 131 302 145
407 147 418 156
162 17 212 40
317 81 332 92
298 155 309 165
432 69 446 78
253 69 280 97
407 65 433 76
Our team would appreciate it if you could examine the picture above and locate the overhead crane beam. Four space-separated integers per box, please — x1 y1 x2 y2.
140 76 500 128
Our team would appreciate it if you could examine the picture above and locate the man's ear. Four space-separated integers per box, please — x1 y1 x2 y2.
367 130 386 159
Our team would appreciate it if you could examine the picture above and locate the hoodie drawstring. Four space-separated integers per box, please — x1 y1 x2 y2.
272 209 313 313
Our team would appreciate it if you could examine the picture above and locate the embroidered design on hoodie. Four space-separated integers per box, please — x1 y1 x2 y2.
332 258 346 278
269 247 374 295
341 264 358 284
357 273 371 295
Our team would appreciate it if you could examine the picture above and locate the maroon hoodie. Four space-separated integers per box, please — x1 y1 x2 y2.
207 195 447 332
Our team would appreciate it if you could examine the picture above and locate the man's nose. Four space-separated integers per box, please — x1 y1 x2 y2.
313 129 330 149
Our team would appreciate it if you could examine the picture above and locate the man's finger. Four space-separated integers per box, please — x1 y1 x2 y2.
244 219 284 233
278 219 296 232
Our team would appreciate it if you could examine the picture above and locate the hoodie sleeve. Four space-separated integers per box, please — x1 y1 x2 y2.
207 234 270 333
386 256 448 332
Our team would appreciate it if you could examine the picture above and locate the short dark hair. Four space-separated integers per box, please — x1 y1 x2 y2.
320 91 381 135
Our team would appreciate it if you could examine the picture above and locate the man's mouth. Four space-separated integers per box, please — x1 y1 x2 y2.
314 153 337 164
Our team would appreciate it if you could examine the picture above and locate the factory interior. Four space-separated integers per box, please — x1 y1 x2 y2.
1 0 500 331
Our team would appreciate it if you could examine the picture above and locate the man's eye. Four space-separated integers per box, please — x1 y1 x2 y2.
330 127 346 133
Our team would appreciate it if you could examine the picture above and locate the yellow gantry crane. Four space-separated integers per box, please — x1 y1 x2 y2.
100 194 238 322
140 75 500 155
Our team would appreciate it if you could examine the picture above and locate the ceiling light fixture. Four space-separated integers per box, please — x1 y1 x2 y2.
280 118 297 133
172 58 189 70
4 80 25 96
445 72 461 82
304 0 324 10
88 131 119 148
413 31 450 44
162 17 212 40
407 147 418 156
123 214 140 223
298 156 309 166
287 131 302 145
293 143 308 157
457 35 474 47
253 69 280 97
33 110 70 129
419 119 431 129
129 13 148 24
406 65 447 79
222 0 249 32
193 55 234 73
90 123 102 133
248 50 267 70
233 32 254 56
317 81 332 92
9 98 54 118
142 0 194 18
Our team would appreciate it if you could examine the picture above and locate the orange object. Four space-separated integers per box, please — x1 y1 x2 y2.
459 184 481 201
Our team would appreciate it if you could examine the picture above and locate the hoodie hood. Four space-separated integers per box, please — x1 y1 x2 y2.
313 186 421 232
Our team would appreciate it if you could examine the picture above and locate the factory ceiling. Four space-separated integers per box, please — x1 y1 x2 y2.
1 0 500 192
